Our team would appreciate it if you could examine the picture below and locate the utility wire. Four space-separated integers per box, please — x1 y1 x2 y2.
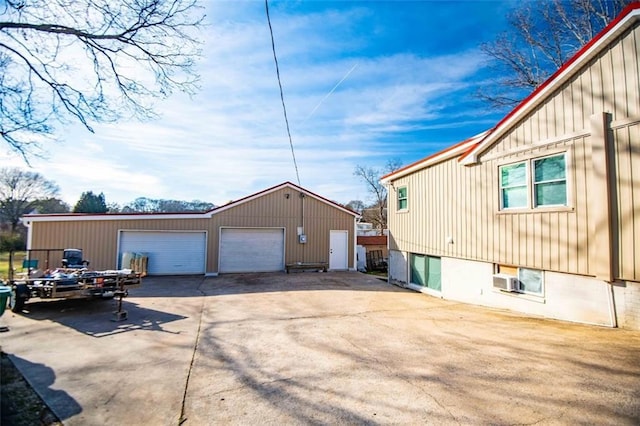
265 0 301 186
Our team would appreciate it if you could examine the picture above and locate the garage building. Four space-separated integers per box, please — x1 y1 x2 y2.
23 182 358 275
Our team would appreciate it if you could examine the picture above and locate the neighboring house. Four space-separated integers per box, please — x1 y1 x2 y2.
381 4 640 330
356 235 388 259
357 222 389 237
22 182 358 275
357 235 388 272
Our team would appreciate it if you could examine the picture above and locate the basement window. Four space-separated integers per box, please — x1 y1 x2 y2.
496 264 544 296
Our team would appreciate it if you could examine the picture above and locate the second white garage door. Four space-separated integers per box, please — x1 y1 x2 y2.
119 231 206 275
219 228 284 273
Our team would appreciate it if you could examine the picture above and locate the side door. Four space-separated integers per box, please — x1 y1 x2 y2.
329 230 348 270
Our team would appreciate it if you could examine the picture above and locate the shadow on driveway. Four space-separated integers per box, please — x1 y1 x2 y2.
6 353 82 422
13 297 187 338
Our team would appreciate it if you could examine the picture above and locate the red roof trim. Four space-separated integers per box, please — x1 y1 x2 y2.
23 210 205 218
212 181 359 217
381 132 490 181
459 1 640 162
24 182 358 219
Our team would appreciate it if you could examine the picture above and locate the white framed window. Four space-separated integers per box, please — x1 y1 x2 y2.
496 264 544 296
499 153 568 210
397 186 408 211
500 161 528 209
533 155 567 207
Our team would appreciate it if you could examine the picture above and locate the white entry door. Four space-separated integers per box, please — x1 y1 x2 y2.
329 230 348 270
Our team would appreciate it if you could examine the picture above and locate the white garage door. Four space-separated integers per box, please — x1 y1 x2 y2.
219 228 284 273
119 231 206 275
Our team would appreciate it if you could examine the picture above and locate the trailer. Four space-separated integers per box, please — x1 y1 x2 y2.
7 268 142 313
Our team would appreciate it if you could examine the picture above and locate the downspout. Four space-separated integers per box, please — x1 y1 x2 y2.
589 112 617 327
300 192 305 232
300 192 305 262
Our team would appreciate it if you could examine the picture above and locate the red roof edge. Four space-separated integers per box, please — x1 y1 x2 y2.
458 1 640 162
381 132 488 181
24 182 359 219
212 181 359 217
23 210 205 218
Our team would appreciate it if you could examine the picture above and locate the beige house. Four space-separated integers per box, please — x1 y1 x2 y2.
381 4 640 329
23 182 358 275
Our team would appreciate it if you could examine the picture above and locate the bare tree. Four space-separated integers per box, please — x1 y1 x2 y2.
478 0 633 108
344 200 365 215
0 0 204 158
0 167 59 233
354 159 402 234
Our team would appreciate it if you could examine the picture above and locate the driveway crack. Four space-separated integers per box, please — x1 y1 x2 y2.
178 278 208 425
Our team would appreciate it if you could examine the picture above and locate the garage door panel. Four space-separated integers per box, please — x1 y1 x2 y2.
219 228 284 273
119 231 206 275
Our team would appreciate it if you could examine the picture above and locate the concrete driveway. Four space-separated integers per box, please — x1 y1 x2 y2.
1 272 639 425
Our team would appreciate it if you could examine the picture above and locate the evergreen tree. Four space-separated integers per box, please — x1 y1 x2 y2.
73 191 108 214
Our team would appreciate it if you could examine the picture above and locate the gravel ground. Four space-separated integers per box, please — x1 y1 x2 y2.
1 352 61 426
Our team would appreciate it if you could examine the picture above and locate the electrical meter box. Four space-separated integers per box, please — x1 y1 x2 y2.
299 234 307 244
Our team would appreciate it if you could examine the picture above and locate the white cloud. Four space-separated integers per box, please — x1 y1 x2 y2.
2 2 504 209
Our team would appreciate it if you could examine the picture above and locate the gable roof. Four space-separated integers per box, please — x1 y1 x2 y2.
22 182 358 223
212 181 359 217
381 2 640 183
460 2 640 165
380 131 490 183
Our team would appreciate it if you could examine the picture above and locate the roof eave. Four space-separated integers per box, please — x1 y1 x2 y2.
381 131 490 183
23 182 359 223
461 5 640 164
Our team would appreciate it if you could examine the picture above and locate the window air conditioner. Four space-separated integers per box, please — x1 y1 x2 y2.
492 274 520 292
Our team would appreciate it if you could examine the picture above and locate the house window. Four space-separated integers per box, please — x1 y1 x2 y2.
518 268 543 295
533 155 567 207
410 254 441 291
397 186 408 210
499 153 567 210
500 162 528 208
496 264 544 296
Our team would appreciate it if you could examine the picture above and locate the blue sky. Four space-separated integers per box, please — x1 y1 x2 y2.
3 0 518 208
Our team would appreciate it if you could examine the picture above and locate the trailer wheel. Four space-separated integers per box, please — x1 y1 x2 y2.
9 285 27 313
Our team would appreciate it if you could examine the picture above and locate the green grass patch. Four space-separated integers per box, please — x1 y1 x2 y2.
0 251 26 281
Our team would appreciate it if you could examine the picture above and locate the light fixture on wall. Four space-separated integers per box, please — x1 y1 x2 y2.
285 193 290 199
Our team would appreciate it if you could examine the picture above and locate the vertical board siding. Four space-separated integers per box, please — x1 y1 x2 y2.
390 136 590 276
212 187 354 267
389 24 639 281
28 187 356 273
30 218 210 271
615 123 640 281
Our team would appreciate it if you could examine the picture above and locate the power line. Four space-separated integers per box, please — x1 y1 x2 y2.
265 0 300 186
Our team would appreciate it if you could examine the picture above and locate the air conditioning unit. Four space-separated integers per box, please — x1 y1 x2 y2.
493 274 520 292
